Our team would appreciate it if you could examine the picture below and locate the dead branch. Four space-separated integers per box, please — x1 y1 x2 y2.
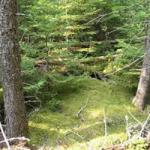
0 137 30 145
65 130 84 140
102 113 150 150
0 122 11 150
139 113 150 137
102 110 108 148
75 98 89 118
125 115 131 139
127 110 142 124
105 55 144 76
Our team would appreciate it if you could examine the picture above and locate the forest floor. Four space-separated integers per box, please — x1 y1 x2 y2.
29 77 148 150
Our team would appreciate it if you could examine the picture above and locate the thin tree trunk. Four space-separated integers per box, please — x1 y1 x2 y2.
133 25 150 111
0 0 28 137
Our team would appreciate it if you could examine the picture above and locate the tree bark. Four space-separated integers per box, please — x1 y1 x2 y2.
0 0 28 137
133 26 150 111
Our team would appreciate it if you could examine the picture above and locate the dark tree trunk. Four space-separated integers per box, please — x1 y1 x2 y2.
133 27 150 111
0 0 28 137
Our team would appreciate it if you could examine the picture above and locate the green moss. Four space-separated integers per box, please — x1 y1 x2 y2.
29 77 146 149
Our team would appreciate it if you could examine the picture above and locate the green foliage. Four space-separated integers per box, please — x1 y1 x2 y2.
21 43 39 58
21 56 34 71
18 0 150 148
127 139 149 150
17 0 150 122
18 0 150 104
47 98 62 112
110 72 139 92
18 0 120 68
18 0 150 79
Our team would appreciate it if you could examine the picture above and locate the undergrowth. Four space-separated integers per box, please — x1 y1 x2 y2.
29 76 147 150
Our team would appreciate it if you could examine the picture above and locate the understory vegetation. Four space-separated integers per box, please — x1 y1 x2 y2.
29 77 147 149
1 0 150 149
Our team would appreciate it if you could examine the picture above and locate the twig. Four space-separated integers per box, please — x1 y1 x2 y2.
26 95 42 117
25 100 41 104
75 98 89 118
105 55 144 76
102 110 108 147
66 130 84 140
85 14 106 25
0 122 11 150
104 136 140 150
125 115 131 139
127 110 142 124
139 113 150 137
104 111 107 137
0 137 30 145
85 11 117 25
104 113 150 150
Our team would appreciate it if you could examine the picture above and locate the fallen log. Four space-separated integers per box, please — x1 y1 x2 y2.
34 55 117 68
80 55 117 64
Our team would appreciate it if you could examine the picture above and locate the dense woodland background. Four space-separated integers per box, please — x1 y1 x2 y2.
18 0 147 96
1 0 150 149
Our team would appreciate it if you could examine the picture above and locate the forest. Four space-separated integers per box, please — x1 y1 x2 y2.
0 0 150 150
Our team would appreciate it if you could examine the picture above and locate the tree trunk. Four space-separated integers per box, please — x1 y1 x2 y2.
0 0 28 137
133 27 150 111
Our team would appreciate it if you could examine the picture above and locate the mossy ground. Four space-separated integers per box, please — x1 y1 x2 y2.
29 77 147 150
